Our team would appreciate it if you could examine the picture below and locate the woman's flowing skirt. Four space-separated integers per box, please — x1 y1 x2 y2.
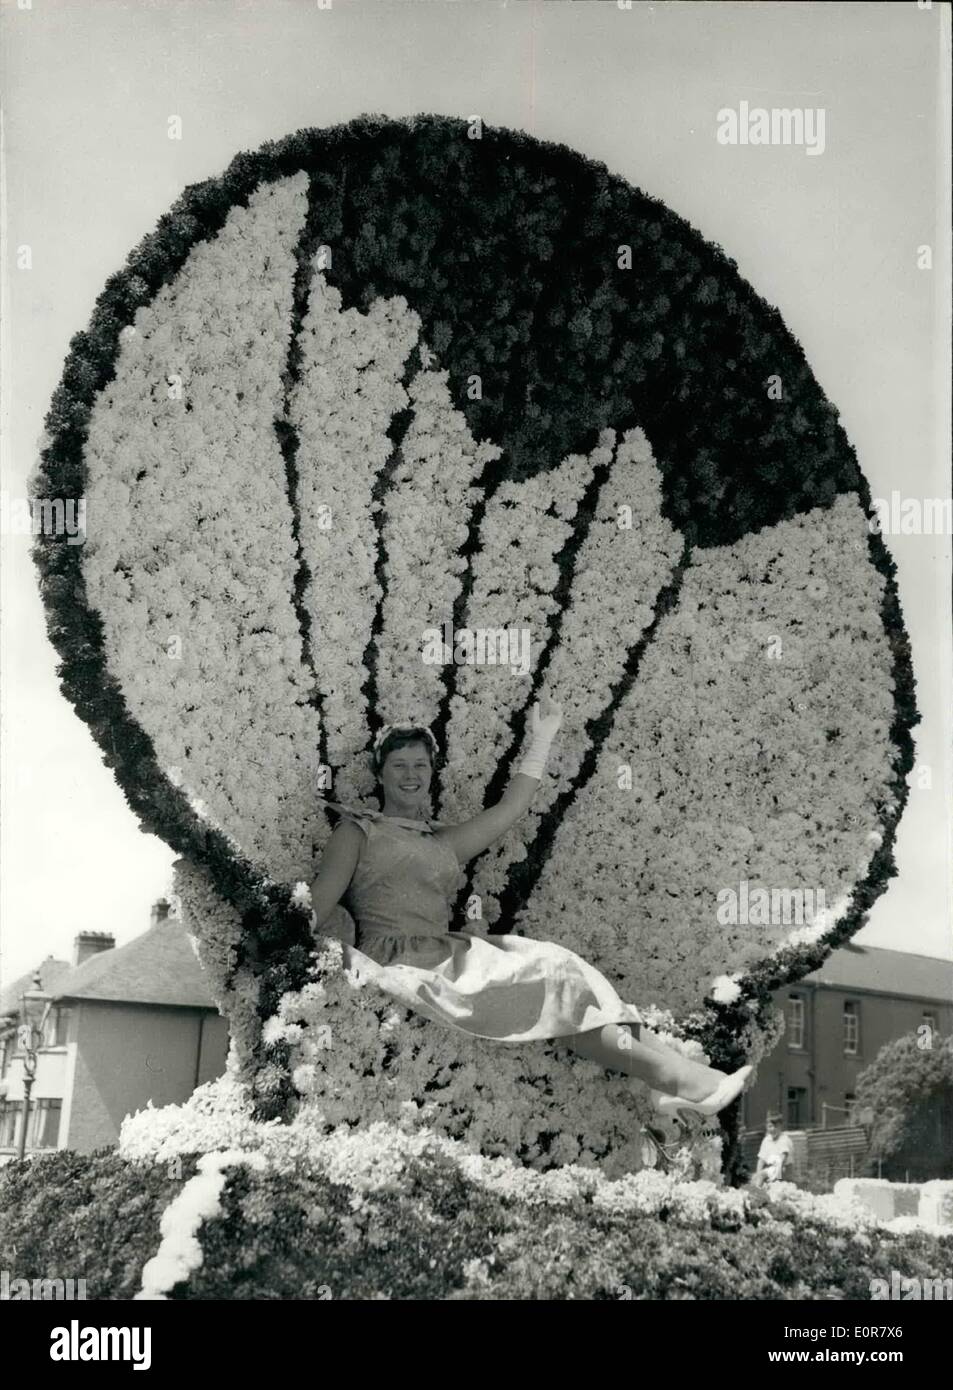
341 927 643 1043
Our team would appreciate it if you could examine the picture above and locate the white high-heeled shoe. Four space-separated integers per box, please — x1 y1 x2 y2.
650 1064 753 1119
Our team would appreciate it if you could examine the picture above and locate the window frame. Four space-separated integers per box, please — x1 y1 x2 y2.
0 1100 23 1149
786 1085 807 1129
31 1098 63 1149
787 992 805 1051
40 1005 70 1050
0 1098 63 1151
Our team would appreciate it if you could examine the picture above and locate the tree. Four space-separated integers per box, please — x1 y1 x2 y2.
855 1030 953 1181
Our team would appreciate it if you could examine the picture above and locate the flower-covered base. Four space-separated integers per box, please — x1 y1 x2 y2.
117 1067 924 1256
250 937 719 1181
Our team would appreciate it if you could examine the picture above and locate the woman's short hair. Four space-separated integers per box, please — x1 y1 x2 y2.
371 725 443 780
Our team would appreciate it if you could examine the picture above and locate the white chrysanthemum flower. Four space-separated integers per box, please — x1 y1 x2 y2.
260 1016 285 1046
290 881 313 909
710 975 742 1005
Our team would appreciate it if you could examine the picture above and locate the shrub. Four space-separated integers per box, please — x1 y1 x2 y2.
1 1147 950 1301
0 1149 192 1301
856 1033 953 1182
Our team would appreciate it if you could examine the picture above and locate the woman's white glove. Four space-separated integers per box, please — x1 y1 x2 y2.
516 695 563 781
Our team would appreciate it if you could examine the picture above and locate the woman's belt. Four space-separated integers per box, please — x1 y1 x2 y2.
357 923 449 941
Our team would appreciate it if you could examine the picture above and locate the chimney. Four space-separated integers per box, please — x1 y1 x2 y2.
73 931 115 968
151 898 172 930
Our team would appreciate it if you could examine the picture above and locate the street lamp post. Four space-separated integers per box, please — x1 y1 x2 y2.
16 971 47 1162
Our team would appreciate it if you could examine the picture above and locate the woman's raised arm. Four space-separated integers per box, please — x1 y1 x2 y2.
309 820 363 931
437 772 543 866
437 698 563 865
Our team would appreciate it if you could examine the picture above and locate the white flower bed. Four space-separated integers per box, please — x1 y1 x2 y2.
119 1063 897 1235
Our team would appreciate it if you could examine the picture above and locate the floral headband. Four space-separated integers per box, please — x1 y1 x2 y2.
372 722 439 762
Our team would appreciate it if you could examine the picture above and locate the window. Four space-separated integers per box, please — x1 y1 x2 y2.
843 1001 860 1056
41 1006 70 1048
30 1099 62 1149
922 1012 937 1045
845 1093 856 1125
0 1101 23 1149
787 993 805 1050
0 1100 61 1151
786 1087 807 1128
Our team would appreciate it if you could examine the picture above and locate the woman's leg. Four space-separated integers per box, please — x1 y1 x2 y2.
562 1023 725 1102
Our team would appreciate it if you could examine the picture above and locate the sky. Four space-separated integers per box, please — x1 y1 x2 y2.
1 0 950 987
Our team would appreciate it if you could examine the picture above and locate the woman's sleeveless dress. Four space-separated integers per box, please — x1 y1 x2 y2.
316 800 643 1043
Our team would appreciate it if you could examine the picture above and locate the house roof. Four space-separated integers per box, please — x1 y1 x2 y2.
50 918 219 1009
804 944 953 1002
0 956 72 1017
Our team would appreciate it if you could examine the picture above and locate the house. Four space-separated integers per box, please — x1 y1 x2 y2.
742 944 953 1134
0 902 229 1157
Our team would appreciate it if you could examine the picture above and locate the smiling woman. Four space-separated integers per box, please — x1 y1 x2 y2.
372 724 443 819
303 694 750 1165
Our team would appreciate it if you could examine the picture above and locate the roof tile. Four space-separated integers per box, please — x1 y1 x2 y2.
0 957 72 1016
50 918 220 1009
804 944 953 1001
